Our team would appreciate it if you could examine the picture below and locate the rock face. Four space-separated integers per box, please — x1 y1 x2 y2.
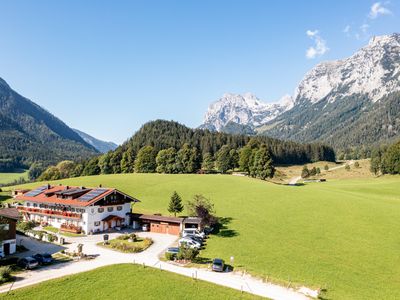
200 33 400 148
200 93 294 132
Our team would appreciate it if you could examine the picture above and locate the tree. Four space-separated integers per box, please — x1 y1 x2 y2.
156 148 177 173
186 194 218 228
345 164 351 171
201 153 214 172
134 146 156 173
98 154 112 174
120 147 135 173
310 167 317 176
381 141 400 174
354 161 360 168
168 191 184 217
316 167 321 174
239 146 252 174
249 145 275 180
301 166 310 178
28 162 44 180
229 149 239 170
38 166 61 181
324 164 329 171
176 144 199 173
82 157 101 176
215 145 232 174
370 148 383 175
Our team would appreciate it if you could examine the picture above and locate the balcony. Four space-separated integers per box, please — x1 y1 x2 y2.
18 206 81 219
60 223 82 234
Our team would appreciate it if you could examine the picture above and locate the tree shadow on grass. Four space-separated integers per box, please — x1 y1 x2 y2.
214 217 238 238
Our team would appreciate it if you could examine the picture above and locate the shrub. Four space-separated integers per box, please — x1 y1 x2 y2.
177 245 199 261
116 234 130 240
47 234 58 242
17 221 36 233
165 252 175 261
324 165 329 171
129 233 137 242
345 164 351 171
0 266 12 281
354 161 360 168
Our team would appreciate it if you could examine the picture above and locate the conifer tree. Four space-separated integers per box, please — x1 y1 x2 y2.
168 191 184 217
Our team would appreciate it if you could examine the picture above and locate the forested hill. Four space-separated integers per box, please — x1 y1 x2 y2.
0 77 98 171
48 120 334 180
121 120 335 164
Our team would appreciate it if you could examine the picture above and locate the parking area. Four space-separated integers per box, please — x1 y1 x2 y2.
15 235 66 258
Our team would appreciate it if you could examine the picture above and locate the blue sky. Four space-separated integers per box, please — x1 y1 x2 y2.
0 0 398 144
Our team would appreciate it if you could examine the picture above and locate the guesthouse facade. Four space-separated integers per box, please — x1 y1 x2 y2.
16 185 139 234
0 207 19 256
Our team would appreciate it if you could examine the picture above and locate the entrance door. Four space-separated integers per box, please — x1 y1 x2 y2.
3 243 10 256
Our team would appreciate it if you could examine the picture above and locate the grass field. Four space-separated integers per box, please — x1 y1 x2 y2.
0 264 260 300
7 172 400 299
0 169 28 185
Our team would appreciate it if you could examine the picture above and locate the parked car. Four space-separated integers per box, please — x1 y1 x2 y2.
179 238 201 249
17 257 39 270
166 247 180 256
212 258 225 272
142 224 149 231
184 235 204 244
183 228 206 239
33 253 53 265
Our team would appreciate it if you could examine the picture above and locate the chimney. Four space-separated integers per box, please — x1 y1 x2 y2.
47 184 51 189
99 184 102 188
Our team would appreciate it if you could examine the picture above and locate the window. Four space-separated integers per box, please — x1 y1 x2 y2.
98 208 104 213
117 206 122 211
33 203 37 207
26 202 30 207
94 221 100 226
107 207 113 212
0 224 9 231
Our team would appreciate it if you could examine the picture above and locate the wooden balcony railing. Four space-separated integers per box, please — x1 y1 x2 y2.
60 223 82 234
18 206 81 219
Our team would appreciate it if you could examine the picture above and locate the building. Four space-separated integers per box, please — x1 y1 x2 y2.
131 213 202 236
15 185 139 234
0 207 19 256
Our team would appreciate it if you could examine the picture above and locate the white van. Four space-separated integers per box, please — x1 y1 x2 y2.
182 228 205 239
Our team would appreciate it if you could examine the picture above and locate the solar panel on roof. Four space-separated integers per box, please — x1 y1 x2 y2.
24 185 48 197
77 188 108 202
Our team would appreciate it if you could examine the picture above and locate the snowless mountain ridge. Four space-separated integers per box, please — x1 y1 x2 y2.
201 33 400 131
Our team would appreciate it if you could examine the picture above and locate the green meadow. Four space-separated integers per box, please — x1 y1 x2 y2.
0 264 260 300
0 169 28 185
7 173 400 299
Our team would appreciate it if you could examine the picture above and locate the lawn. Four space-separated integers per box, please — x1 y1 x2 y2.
0 264 260 300
6 173 400 299
97 236 153 253
0 169 28 185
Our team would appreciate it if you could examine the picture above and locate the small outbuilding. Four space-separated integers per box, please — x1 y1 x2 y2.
0 207 20 256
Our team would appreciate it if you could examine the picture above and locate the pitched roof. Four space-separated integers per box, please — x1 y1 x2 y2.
102 215 124 222
15 185 139 207
0 207 20 220
131 213 184 224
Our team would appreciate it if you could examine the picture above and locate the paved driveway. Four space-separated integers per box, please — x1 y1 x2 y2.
15 235 66 258
1 232 311 300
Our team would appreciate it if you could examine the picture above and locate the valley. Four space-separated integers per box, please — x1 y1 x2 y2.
5 171 400 299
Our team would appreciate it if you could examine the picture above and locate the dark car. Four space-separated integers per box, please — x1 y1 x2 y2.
166 247 180 254
212 258 225 272
33 253 53 265
17 257 39 270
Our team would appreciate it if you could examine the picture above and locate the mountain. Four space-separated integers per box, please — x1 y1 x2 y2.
200 93 294 132
73 129 118 153
0 77 98 171
201 33 400 150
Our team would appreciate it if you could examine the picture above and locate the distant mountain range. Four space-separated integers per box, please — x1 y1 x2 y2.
0 78 115 171
200 33 400 149
73 129 118 153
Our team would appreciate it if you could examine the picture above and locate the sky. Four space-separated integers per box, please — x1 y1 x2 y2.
0 0 399 144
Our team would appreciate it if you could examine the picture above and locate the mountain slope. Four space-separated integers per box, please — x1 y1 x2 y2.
260 33 400 148
0 78 98 171
200 93 293 132
73 129 118 153
201 33 400 149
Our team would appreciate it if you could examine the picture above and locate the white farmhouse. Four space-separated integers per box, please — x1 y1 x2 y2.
16 185 139 234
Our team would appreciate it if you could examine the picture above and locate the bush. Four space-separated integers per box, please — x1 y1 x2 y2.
354 161 360 168
0 266 12 281
47 234 58 242
345 164 351 171
129 233 138 242
324 165 329 171
116 234 130 240
165 252 175 261
17 221 36 233
176 245 199 261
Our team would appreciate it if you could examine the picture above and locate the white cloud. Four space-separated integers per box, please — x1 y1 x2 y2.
369 2 392 19
305 30 329 59
343 25 351 34
360 23 369 33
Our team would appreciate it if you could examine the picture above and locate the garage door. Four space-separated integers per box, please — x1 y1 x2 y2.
150 222 180 235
